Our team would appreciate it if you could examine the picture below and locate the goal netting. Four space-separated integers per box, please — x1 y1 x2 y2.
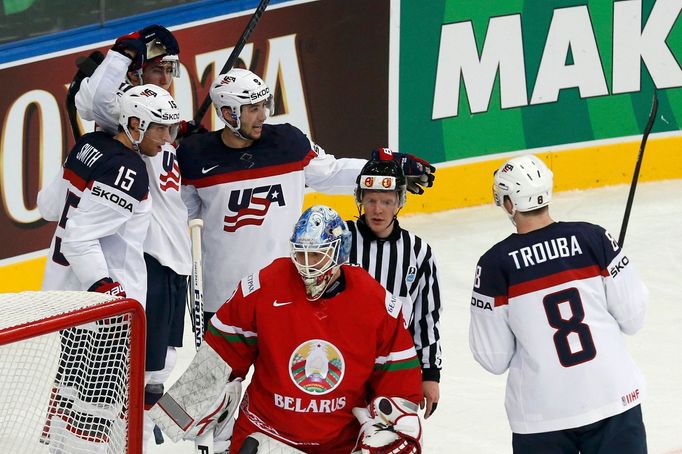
0 291 145 453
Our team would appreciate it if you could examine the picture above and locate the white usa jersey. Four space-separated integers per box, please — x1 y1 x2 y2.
38 132 152 307
178 124 365 313
142 145 191 275
469 221 648 434
75 49 191 274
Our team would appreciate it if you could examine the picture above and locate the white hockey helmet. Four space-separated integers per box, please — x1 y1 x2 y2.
127 38 181 85
290 205 352 301
119 84 181 149
493 154 553 217
210 68 274 138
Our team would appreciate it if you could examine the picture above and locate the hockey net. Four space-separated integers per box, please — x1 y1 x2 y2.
0 291 145 453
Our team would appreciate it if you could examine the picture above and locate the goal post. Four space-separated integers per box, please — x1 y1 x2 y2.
0 291 146 453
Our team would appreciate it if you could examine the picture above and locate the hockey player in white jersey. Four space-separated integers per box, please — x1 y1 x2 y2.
469 155 648 453
38 84 180 452
74 24 193 450
178 68 436 324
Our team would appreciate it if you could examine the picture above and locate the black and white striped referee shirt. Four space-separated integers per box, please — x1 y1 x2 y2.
347 217 442 382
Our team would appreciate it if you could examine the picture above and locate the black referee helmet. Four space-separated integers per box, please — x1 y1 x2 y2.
354 159 407 208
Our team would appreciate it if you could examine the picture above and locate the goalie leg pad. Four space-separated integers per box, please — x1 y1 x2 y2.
149 343 238 442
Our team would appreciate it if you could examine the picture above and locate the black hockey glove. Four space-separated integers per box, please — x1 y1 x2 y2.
177 120 208 140
88 277 126 297
112 31 148 71
112 25 179 72
371 147 436 195
139 24 179 56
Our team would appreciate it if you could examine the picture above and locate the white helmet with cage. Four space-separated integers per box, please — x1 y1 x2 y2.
146 40 181 77
129 39 181 83
209 68 274 139
493 154 553 217
290 205 352 301
118 84 181 149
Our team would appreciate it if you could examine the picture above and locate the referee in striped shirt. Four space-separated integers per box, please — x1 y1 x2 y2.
347 158 442 419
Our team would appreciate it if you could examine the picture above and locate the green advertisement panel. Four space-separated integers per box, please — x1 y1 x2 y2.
400 0 682 163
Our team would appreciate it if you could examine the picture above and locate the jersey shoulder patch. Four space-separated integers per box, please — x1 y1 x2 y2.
241 272 261 297
384 291 401 319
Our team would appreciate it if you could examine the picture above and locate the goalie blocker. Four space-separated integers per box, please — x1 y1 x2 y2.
149 343 241 448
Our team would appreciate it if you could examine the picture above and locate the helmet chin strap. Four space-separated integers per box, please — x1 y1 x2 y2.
384 215 398 232
227 124 249 141
123 127 142 152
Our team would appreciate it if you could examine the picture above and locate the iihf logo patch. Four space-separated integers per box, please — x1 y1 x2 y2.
289 339 345 395
405 265 417 284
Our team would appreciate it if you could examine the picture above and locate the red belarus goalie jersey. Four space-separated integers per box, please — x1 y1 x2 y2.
205 258 423 452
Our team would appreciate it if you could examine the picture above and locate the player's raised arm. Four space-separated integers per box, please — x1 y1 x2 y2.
302 145 437 196
75 24 180 135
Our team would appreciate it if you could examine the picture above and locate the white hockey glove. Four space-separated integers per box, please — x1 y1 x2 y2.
149 343 241 442
186 379 241 440
353 396 422 454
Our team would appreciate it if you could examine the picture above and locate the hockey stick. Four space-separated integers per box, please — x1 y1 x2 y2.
618 91 658 247
189 219 205 350
189 220 213 454
193 0 270 125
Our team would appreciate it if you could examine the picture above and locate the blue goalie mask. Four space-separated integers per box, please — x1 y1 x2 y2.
289 205 352 301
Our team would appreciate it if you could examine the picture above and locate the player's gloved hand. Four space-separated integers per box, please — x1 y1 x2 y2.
88 277 126 297
353 396 422 454
112 25 178 72
139 24 179 56
112 31 148 70
177 120 208 139
371 147 436 195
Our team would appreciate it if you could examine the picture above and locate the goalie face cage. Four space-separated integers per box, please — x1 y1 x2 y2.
0 291 145 453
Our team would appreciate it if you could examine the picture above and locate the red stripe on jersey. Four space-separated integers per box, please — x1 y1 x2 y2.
63 168 87 191
508 265 605 298
223 217 266 232
185 159 308 188
160 180 180 191
302 150 316 166
494 296 508 307
223 198 271 222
